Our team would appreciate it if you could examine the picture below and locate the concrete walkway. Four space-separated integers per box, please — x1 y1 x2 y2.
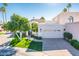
43 38 79 56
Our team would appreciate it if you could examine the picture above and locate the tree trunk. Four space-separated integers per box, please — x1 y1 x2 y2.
68 8 69 12
20 31 22 40
15 32 20 40
5 12 7 22
2 12 5 24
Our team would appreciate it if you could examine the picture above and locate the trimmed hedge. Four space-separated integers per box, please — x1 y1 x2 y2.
63 32 73 40
69 40 78 45
63 32 79 49
69 40 79 49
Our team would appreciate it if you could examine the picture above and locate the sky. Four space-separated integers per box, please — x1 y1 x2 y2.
0 3 79 23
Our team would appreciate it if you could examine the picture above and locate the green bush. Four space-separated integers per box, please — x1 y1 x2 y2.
73 42 79 49
15 38 32 48
69 40 78 45
10 38 20 47
63 32 73 40
70 40 79 49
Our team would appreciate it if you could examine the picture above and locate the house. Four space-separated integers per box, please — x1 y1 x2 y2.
30 17 45 23
65 22 79 41
38 12 79 41
38 21 64 38
52 12 79 24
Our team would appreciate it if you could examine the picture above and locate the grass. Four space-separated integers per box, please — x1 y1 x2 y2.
14 38 42 51
15 38 32 48
28 41 42 51
10 38 20 47
0 32 4 35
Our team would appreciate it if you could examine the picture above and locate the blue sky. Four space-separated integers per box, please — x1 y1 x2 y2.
0 3 79 22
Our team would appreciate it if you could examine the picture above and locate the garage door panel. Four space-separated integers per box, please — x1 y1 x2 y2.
38 24 64 38
42 32 63 38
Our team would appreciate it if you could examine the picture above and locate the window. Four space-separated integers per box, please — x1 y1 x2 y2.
68 16 74 23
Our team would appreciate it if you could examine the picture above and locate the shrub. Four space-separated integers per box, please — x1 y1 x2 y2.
10 38 20 47
69 40 79 49
63 32 73 40
15 38 32 48
73 42 79 49
69 40 78 45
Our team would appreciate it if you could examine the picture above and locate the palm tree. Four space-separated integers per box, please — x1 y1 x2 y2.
0 3 8 24
3 3 8 22
0 7 6 24
63 8 67 12
66 3 71 12
3 3 8 7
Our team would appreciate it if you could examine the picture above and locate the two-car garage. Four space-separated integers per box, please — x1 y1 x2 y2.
38 23 64 38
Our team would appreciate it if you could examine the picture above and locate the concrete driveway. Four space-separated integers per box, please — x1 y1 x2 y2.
0 34 11 45
43 38 79 56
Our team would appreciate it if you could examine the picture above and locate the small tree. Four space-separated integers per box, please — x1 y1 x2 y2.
40 17 45 22
2 14 30 40
31 22 38 32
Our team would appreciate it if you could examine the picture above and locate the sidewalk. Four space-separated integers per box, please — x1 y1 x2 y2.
13 47 72 56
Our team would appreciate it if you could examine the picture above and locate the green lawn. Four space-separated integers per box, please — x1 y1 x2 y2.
15 38 32 48
12 38 42 51
28 41 42 51
0 32 4 35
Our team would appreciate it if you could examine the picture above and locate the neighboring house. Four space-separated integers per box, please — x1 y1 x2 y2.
30 18 45 23
52 12 79 24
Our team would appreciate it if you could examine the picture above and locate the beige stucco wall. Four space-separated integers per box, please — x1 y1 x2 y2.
53 12 79 24
65 22 79 41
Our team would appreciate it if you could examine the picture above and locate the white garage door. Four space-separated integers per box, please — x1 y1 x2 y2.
38 24 64 38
